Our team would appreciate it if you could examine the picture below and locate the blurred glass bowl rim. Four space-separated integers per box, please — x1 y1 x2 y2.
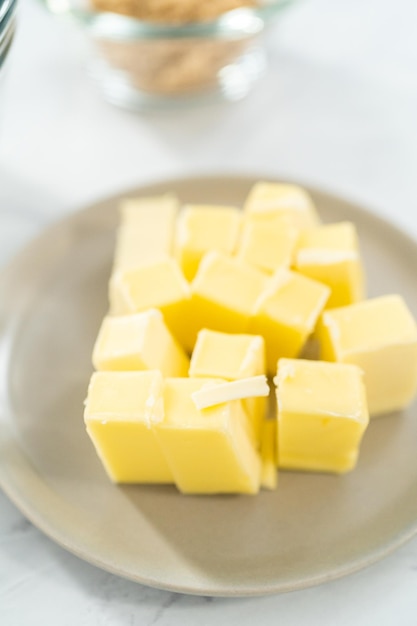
40 0 293 39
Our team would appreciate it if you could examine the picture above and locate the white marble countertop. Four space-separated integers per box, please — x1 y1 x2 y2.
1 0 417 623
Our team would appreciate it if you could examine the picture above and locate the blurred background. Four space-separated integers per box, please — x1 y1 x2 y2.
1 0 417 269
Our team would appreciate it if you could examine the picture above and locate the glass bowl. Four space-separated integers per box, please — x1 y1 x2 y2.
40 0 293 110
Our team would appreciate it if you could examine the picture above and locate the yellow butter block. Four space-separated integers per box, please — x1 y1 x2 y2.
84 371 173 483
109 259 191 348
319 295 417 416
190 329 265 379
188 251 268 351
156 378 261 495
295 222 365 308
275 359 369 474
189 329 266 443
237 218 299 274
112 194 178 272
175 205 241 281
260 419 278 490
250 269 330 374
108 272 131 316
92 309 189 377
244 181 320 229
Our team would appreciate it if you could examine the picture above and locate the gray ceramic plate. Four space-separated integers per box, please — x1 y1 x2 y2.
1 175 417 597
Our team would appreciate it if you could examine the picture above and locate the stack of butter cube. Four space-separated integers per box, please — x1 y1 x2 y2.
84 182 417 495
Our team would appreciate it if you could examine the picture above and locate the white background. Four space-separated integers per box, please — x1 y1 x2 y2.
1 0 417 623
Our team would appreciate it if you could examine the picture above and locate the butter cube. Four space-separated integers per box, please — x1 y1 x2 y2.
189 329 266 442
156 378 261 494
188 251 268 351
175 205 241 281
260 419 278 490
319 295 417 416
190 329 265 379
244 182 320 229
250 269 330 373
92 309 189 377
237 217 299 274
112 194 178 272
84 371 173 483
108 273 131 316
109 259 191 347
275 359 369 474
295 222 365 308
